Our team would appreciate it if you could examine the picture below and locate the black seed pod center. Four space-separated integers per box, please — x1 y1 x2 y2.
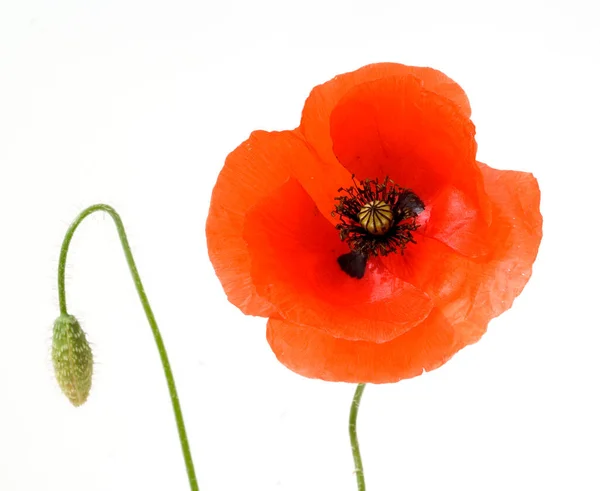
358 200 393 235
332 176 425 278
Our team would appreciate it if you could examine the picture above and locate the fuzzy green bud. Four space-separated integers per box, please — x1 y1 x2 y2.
52 314 93 407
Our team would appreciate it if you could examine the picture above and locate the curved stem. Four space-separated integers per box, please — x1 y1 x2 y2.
349 383 367 491
57 204 199 491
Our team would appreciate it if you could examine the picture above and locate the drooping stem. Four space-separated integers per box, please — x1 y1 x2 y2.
57 204 199 491
349 383 367 491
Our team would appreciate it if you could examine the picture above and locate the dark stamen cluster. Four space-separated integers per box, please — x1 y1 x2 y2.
333 176 425 260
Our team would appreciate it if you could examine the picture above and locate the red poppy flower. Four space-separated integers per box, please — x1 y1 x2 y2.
206 63 542 384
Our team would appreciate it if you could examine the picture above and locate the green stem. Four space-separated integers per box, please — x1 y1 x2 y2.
349 383 367 491
57 204 199 491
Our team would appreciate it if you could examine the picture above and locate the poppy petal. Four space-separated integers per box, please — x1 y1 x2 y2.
450 163 543 346
378 235 484 323
299 63 471 176
289 129 354 226
207 130 327 316
266 307 457 383
417 185 490 257
244 178 433 343
328 75 479 202
384 164 541 336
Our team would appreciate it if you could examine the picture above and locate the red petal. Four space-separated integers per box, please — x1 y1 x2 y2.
267 308 457 383
385 163 542 338
207 130 347 315
418 185 490 257
329 75 479 202
244 178 433 343
451 163 543 347
378 235 484 323
300 62 472 176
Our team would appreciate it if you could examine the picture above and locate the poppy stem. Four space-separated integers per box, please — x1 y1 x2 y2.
57 204 199 491
349 383 367 491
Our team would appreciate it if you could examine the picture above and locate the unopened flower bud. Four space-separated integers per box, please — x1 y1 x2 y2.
52 314 93 407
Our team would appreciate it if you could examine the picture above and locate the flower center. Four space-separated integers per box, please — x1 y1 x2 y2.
332 176 425 279
358 200 393 235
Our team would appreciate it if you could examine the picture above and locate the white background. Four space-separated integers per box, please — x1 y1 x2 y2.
1 1 599 490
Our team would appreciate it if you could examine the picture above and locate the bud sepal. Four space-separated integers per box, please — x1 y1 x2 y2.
52 314 93 407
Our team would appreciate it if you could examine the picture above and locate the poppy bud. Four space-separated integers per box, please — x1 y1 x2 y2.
52 314 93 407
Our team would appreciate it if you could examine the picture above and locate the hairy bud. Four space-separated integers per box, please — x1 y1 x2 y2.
52 314 93 407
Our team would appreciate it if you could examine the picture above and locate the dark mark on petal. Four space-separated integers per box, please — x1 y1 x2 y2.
337 251 368 279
